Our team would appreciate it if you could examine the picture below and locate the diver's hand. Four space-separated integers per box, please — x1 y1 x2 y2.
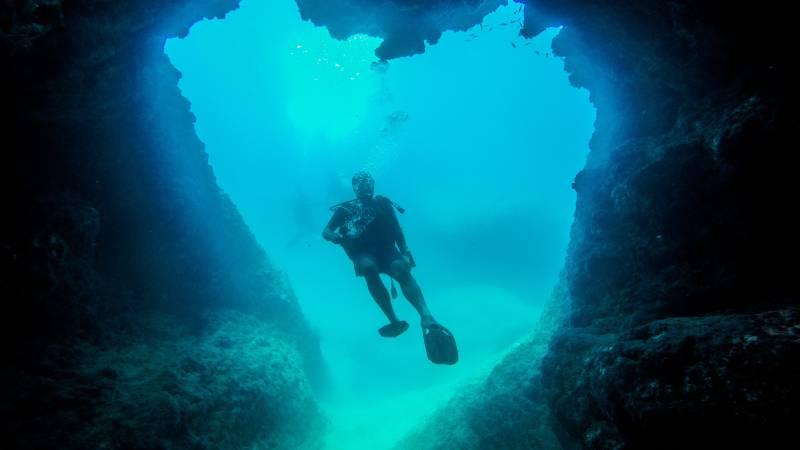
332 232 354 246
402 249 416 268
323 228 345 245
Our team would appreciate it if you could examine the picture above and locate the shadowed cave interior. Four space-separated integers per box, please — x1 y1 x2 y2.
1 0 797 449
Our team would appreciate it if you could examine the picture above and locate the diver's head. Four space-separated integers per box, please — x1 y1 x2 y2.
352 171 375 199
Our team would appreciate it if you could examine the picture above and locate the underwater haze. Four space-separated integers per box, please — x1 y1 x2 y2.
165 0 594 447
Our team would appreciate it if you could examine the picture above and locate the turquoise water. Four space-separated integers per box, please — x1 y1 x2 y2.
165 0 594 447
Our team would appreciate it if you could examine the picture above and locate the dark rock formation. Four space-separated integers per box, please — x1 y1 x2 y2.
293 0 798 448
296 0 506 59
535 2 797 447
2 1 326 448
543 308 800 449
7 311 324 449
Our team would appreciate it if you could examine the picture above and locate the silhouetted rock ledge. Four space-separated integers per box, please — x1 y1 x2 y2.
296 0 507 60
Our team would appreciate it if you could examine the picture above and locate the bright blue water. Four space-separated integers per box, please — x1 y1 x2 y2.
166 0 594 447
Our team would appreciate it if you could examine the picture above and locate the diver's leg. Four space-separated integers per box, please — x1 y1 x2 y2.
357 257 400 323
365 272 401 323
390 259 435 326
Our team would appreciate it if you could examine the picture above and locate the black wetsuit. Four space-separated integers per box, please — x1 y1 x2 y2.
327 195 407 275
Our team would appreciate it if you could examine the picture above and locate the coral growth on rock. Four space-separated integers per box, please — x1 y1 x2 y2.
8 312 324 449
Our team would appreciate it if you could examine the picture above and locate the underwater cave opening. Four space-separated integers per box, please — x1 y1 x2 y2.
164 0 595 447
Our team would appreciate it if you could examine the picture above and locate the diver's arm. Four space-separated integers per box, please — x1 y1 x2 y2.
395 228 409 254
388 204 415 266
385 199 409 252
397 233 415 267
323 208 346 244
322 226 343 244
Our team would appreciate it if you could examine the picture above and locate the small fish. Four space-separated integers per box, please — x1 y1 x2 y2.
535 50 540 55
470 33 478 38
545 52 550 57
500 22 507 26
511 42 516 48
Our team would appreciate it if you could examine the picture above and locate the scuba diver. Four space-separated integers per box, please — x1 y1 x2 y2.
322 171 458 364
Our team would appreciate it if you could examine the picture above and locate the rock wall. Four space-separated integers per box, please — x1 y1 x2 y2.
2 1 326 448
533 2 797 447
293 0 798 448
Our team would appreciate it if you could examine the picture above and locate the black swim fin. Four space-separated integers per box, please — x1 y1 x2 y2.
423 323 458 365
378 320 409 338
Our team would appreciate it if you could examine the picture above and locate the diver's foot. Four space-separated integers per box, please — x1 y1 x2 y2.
421 315 439 331
378 320 409 338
